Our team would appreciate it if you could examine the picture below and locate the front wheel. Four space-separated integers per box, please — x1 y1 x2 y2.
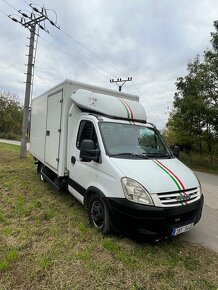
88 195 112 235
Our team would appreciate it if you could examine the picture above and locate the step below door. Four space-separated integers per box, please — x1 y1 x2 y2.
44 90 63 170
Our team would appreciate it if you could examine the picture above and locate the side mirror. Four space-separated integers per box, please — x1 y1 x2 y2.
80 139 100 162
173 145 180 158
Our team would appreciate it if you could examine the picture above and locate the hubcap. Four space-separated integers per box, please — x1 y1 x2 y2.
91 200 104 229
40 167 44 181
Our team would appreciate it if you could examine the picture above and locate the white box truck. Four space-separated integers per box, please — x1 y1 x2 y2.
30 79 203 238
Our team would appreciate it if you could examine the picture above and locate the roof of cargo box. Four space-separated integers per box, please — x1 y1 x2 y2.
66 79 139 101
32 79 146 121
33 79 139 101
71 89 146 122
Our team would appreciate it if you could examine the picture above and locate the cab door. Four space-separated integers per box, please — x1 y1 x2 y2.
68 119 99 203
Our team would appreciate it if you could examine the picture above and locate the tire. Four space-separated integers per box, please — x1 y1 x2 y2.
88 195 111 235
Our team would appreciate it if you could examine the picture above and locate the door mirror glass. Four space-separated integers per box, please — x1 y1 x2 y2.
80 139 100 162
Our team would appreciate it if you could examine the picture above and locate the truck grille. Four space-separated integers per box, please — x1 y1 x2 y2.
156 187 199 207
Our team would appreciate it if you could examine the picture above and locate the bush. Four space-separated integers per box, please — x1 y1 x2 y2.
0 92 23 139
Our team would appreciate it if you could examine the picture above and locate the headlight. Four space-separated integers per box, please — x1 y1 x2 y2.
197 185 202 196
121 177 154 206
195 175 202 196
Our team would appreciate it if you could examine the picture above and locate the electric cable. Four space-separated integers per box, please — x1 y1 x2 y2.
38 34 108 82
1 0 17 11
59 28 129 78
48 31 118 79
0 7 8 16
1 0 131 83
0 0 109 82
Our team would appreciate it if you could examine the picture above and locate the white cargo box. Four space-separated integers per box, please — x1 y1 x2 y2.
30 79 146 177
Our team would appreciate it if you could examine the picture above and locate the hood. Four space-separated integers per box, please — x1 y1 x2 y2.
110 157 199 193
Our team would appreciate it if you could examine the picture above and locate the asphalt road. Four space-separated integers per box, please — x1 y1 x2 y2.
180 171 218 253
0 139 30 149
0 139 217 252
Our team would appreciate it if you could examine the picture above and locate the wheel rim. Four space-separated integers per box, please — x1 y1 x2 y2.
40 167 44 181
40 173 44 181
91 200 104 229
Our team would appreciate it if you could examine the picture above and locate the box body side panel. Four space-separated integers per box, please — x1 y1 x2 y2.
29 94 47 162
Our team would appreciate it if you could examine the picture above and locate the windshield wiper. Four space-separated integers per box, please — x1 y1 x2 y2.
109 152 149 159
145 152 171 158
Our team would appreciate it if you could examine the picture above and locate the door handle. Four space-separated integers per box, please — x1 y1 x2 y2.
71 156 76 164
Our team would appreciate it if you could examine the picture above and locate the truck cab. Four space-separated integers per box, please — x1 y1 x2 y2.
67 114 203 238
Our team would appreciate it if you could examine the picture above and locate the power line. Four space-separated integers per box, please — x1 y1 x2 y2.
0 7 8 16
48 31 118 78
1 0 131 81
1 0 17 11
59 28 129 78
17 0 128 78
0 0 115 81
38 34 108 82
0 1 61 158
1 2 143 92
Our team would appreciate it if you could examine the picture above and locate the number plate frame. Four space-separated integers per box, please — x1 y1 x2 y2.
172 223 194 236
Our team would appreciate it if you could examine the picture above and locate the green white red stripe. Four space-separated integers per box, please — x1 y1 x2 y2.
119 98 134 120
153 159 188 205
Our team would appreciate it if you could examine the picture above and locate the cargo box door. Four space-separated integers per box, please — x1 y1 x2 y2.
44 91 63 170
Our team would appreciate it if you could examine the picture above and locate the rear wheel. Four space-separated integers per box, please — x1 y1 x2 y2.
88 195 111 235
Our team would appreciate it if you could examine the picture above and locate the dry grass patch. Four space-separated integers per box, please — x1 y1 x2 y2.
0 142 218 290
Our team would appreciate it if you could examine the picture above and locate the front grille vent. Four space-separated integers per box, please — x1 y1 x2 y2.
156 187 199 207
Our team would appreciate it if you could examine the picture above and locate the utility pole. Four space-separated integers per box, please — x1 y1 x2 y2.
110 77 132 92
20 24 35 158
8 4 60 157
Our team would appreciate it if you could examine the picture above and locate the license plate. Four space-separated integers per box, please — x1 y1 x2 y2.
172 223 194 236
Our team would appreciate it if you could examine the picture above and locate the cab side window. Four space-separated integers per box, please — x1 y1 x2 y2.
76 120 98 149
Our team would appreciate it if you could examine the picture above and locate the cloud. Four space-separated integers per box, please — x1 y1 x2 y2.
0 0 218 129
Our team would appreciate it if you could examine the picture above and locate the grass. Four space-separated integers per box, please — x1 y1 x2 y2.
0 142 218 290
180 151 218 175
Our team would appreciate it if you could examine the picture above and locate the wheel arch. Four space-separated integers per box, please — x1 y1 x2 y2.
84 186 112 213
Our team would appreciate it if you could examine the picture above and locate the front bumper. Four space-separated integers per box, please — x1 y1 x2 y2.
107 195 204 238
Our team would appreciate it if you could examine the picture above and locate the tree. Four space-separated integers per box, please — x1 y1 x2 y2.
167 21 218 162
0 91 23 139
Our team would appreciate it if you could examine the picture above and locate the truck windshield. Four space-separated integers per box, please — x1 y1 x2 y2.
99 122 172 158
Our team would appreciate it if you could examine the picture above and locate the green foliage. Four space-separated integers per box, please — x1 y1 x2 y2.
179 151 218 174
0 260 9 271
6 249 18 262
167 21 218 162
0 249 18 272
0 91 23 139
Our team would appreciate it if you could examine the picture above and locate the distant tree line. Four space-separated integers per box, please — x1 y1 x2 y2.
0 91 23 140
166 20 218 163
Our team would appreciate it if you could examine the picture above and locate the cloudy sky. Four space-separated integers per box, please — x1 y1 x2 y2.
0 0 218 129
